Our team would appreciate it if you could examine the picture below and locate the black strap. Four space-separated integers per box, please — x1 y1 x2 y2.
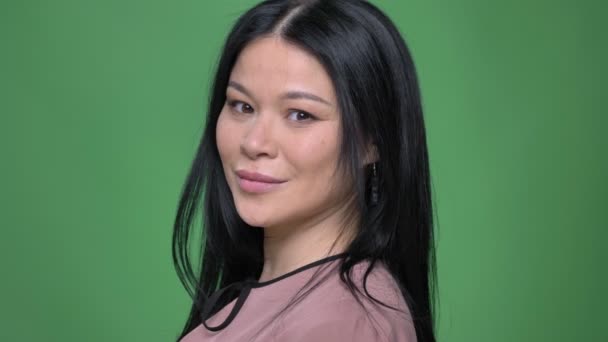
201 278 255 331
200 252 349 331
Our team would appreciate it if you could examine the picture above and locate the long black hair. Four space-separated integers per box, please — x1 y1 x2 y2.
173 0 437 340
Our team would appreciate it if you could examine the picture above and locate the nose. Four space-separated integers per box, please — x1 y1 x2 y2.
240 113 278 160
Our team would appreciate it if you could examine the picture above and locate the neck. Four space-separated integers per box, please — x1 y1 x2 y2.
258 206 357 282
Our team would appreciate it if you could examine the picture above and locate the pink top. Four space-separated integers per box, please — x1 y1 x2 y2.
180 255 417 342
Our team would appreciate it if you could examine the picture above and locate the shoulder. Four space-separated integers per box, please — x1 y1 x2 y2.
278 260 418 342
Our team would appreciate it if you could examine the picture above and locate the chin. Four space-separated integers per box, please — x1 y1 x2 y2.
234 205 274 228
240 216 274 228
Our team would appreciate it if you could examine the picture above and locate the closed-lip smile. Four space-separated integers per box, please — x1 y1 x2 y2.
235 170 286 194
235 170 285 183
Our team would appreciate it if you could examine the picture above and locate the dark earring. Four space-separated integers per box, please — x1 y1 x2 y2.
371 162 379 205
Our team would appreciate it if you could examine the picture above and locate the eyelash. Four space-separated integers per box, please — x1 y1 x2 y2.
226 99 317 122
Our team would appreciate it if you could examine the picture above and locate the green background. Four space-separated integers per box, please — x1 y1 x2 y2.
1 0 606 341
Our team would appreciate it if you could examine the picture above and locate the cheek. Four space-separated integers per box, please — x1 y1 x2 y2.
288 130 338 178
216 111 236 161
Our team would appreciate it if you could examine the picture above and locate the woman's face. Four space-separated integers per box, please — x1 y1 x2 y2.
216 36 349 233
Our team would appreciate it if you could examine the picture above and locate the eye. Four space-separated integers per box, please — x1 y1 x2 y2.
227 100 254 114
287 110 316 122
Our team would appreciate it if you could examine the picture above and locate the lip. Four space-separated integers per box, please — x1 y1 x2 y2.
235 170 285 183
235 170 286 194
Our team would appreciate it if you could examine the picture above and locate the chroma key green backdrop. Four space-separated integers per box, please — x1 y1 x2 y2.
1 0 606 341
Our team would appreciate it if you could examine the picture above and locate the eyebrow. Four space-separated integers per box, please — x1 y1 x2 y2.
227 80 333 107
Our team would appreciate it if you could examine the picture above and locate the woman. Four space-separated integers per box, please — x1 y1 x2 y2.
173 0 437 341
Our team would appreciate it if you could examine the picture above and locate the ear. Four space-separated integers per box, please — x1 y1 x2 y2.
362 142 379 166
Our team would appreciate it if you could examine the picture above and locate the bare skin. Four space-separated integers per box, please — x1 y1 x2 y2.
216 36 373 282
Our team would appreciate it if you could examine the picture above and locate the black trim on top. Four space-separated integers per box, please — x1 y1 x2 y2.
251 252 349 288
201 252 349 332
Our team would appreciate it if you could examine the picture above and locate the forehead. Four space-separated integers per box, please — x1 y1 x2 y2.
229 36 336 100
